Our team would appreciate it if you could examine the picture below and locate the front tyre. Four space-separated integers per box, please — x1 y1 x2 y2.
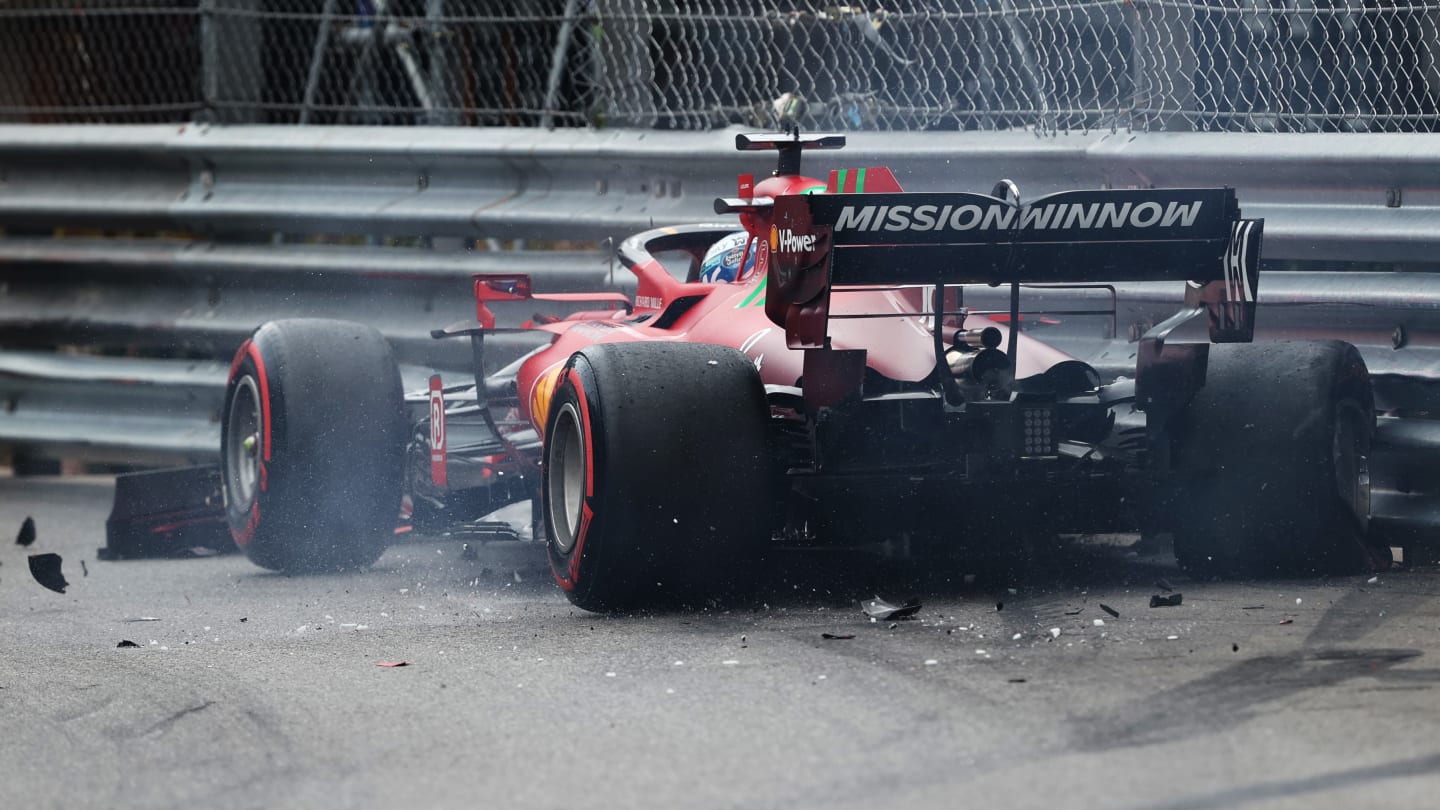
544 342 773 612
222 319 406 573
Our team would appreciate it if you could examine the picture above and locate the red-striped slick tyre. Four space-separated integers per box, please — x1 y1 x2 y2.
1169 341 1383 577
221 319 406 573
543 342 773 612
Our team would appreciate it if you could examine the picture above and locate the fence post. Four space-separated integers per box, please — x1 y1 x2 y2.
541 0 582 129
1129 1 1196 131
425 0 460 126
593 0 656 128
200 0 264 124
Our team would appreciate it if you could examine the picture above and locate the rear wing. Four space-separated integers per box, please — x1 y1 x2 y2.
767 187 1262 349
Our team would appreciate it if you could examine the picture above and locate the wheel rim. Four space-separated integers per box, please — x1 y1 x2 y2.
1333 401 1372 531
226 375 262 512
547 402 586 554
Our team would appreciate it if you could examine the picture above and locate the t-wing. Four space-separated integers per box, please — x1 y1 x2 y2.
764 187 1263 350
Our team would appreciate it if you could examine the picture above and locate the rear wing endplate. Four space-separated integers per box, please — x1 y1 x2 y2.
767 187 1261 349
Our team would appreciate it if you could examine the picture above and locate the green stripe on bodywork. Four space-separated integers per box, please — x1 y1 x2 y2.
856 167 867 193
836 168 848 193
738 274 768 308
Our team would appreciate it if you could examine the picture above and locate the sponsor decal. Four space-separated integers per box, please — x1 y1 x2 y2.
1223 220 1258 302
740 327 771 371
636 295 664 310
831 199 1205 234
773 227 818 253
735 274 768 309
429 375 447 487
529 365 565 434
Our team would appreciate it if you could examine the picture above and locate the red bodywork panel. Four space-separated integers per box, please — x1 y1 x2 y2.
501 163 1084 433
506 227 1074 435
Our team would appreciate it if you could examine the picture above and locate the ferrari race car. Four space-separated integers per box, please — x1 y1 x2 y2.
110 133 1390 612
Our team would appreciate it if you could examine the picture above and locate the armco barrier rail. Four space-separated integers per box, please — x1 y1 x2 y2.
2 125 1439 261
2 125 1440 466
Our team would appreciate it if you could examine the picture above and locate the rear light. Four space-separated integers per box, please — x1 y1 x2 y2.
1022 407 1055 457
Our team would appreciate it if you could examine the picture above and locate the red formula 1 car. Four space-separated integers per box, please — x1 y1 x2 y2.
112 133 1384 611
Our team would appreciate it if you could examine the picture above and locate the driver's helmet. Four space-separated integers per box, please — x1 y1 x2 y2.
699 231 758 283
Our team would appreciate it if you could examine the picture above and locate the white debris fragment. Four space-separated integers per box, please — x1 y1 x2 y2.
975 649 986 655
665 688 675 694
1049 627 1061 639
1296 598 1303 605
513 571 523 583
399 589 409 594
1093 619 1106 627
924 659 938 666
1367 576 1380 584
605 672 616 677
722 660 739 666
340 623 357 628
674 661 685 666
356 625 369 630
1167 635 1180 640
1012 633 1023 640
817 675 827 680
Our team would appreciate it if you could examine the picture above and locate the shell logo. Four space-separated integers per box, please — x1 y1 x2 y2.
769 225 778 252
529 365 565 433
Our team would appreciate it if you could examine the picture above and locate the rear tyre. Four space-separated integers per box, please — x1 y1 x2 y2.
1168 341 1380 577
222 319 406 573
544 342 773 612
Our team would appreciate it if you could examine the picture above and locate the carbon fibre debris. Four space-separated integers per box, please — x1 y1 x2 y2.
15 517 35 547
861 597 922 621
27 553 67 593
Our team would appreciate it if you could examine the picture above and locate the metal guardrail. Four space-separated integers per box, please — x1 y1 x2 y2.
8 269 1439 468
3 125 1440 466
2 126 1439 262
0 233 614 465
0 236 614 361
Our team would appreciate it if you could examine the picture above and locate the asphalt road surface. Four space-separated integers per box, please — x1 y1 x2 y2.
3 475 1440 810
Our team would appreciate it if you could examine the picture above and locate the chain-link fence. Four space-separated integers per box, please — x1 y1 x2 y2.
2 0 1438 132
